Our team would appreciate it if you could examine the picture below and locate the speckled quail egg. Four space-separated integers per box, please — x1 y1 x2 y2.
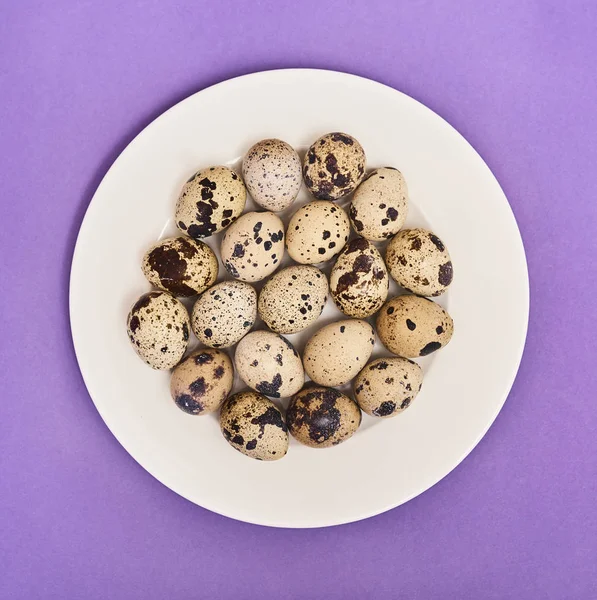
235 331 304 398
386 228 453 296
376 295 454 358
220 211 285 282
170 349 234 415
220 391 288 461
191 280 256 348
353 357 423 418
175 166 246 239
258 265 328 334
303 132 366 200
330 237 388 318
303 319 375 387
349 168 408 241
126 291 190 370
242 139 302 211
286 201 350 264
287 387 361 448
141 236 218 298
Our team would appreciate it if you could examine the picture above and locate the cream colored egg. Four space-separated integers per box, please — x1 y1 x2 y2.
303 319 375 387
376 295 454 358
330 237 388 318
220 211 285 282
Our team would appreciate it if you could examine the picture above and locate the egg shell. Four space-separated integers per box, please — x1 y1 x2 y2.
386 228 453 296
329 237 389 318
303 319 375 387
258 265 328 334
126 291 190 370
286 201 350 264
175 166 246 239
220 211 285 282
235 331 304 398
353 357 423 418
220 391 289 461
287 387 361 448
303 132 366 201
242 139 302 211
191 280 256 348
170 349 234 415
349 168 408 241
376 295 454 358
141 236 218 298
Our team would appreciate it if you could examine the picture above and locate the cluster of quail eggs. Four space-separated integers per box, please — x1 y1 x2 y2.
127 133 454 461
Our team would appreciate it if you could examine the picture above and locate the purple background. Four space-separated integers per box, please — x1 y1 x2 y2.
1 1 596 598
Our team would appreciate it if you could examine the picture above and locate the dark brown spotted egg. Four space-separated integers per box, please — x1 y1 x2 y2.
287 387 361 448
126 291 190 370
175 166 246 239
353 357 423 418
349 168 408 241
220 211 285 282
329 237 389 318
235 331 304 398
376 295 454 358
170 349 233 415
141 236 218 298
286 201 350 264
191 280 256 348
220 391 288 461
386 228 453 296
303 319 375 387
303 132 366 201
258 265 328 334
242 139 302 211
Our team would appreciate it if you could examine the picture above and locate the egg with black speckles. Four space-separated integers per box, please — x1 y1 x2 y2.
141 236 218 298
242 139 302 211
303 319 375 387
258 265 328 334
303 132 366 200
220 391 288 461
386 228 453 296
170 349 234 415
353 357 423 418
191 280 256 348
287 387 361 448
175 166 246 239
349 168 408 240
235 331 304 398
376 295 454 358
220 211 285 282
286 201 350 264
126 291 190 370
330 237 388 318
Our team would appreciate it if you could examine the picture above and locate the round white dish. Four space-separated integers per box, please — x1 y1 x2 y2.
70 69 529 528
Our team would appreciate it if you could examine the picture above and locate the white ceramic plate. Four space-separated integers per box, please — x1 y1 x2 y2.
70 69 528 528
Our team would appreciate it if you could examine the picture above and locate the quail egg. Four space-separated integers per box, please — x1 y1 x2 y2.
170 349 234 415
220 211 285 282
376 295 454 358
242 139 302 211
235 331 304 398
386 228 453 296
220 391 289 461
258 265 328 334
303 132 366 200
287 387 361 448
126 291 190 370
330 237 388 318
175 166 246 239
303 319 375 387
141 236 218 297
353 357 423 417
